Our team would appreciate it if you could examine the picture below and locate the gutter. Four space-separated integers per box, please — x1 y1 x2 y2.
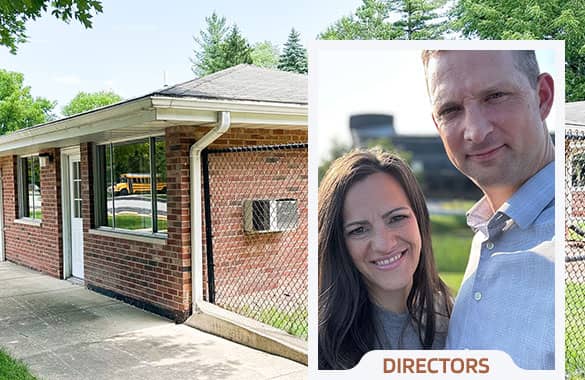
191 111 231 313
185 110 307 364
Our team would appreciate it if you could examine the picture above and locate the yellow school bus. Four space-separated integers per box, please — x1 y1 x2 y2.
112 173 166 195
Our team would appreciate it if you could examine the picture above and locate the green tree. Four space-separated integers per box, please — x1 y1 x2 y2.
190 12 229 76
62 90 122 116
251 41 280 69
0 69 55 134
191 13 255 76
0 0 103 54
451 0 585 101
277 28 307 74
392 0 449 39
318 137 414 183
319 0 399 39
318 138 351 183
319 0 449 40
220 25 253 68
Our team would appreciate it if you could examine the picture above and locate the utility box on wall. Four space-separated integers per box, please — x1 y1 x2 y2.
243 198 298 233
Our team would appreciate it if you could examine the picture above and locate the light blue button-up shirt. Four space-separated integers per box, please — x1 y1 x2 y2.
446 162 555 370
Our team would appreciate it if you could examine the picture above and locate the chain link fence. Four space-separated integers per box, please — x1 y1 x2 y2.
566 129 585 378
202 143 308 339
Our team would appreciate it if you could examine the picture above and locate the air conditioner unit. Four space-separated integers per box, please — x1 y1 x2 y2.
243 198 298 233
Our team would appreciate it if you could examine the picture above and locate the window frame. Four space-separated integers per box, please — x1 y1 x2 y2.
17 155 42 221
571 150 585 190
93 136 167 238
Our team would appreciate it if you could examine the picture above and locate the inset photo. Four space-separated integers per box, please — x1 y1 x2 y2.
310 41 562 376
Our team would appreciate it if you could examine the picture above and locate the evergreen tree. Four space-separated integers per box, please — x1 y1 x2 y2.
319 0 449 40
277 28 308 74
190 12 229 77
392 0 448 39
220 25 253 68
320 0 399 39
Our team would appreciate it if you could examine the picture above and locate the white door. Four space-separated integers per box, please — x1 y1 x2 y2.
70 156 84 278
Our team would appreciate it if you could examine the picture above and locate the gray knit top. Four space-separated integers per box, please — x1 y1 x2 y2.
372 303 448 349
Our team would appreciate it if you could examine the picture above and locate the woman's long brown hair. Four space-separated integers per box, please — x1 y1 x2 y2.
318 149 452 370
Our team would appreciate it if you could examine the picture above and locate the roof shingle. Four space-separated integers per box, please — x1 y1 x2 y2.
153 64 307 105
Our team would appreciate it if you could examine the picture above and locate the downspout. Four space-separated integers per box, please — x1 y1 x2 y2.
191 111 231 314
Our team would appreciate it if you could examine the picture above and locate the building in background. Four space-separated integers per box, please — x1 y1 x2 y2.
349 113 481 200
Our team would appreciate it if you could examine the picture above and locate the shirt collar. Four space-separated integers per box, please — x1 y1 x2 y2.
467 161 554 231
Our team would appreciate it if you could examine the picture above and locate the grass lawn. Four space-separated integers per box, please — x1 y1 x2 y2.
566 282 585 378
439 272 465 296
107 214 167 231
240 305 308 340
257 307 308 339
0 349 36 380
431 214 471 295
435 200 475 212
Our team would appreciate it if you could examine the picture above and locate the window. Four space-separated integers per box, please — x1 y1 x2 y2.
72 161 82 218
18 156 42 220
572 152 585 188
243 198 299 233
94 137 166 235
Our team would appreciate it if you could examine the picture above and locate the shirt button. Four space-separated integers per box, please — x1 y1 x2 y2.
486 241 494 250
474 292 482 301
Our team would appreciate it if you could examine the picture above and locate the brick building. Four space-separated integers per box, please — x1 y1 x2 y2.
0 65 308 333
565 102 585 283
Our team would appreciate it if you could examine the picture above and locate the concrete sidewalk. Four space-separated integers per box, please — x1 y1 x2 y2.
0 262 307 380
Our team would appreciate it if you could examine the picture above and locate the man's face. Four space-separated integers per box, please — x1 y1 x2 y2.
427 51 552 192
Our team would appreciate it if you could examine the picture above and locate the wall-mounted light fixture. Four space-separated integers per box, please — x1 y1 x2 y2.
38 152 52 168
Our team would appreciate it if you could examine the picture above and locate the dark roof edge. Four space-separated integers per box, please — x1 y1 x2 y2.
149 92 307 106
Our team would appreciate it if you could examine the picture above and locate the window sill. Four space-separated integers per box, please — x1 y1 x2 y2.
14 218 42 227
89 228 167 245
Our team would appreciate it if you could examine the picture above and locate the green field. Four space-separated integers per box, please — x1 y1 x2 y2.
107 214 167 231
239 305 308 340
431 214 472 295
439 272 465 295
257 307 308 339
0 349 36 380
567 282 585 378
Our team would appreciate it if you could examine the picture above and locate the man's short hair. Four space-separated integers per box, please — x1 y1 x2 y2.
421 50 540 91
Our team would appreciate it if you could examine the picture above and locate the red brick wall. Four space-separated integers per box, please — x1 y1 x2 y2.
201 127 308 305
0 124 306 322
2 149 63 277
81 125 306 321
196 125 308 300
81 128 194 322
204 147 308 308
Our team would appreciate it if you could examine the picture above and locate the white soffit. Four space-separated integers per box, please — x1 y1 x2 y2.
0 95 307 156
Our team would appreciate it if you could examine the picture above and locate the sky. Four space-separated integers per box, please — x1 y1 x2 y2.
0 3 563 164
0 0 361 114
312 42 562 162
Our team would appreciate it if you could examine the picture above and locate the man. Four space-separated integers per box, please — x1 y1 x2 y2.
422 50 555 370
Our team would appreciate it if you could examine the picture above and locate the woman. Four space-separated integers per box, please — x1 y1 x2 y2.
318 148 452 370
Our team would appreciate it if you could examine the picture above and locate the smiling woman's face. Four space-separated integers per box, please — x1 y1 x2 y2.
342 172 421 311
